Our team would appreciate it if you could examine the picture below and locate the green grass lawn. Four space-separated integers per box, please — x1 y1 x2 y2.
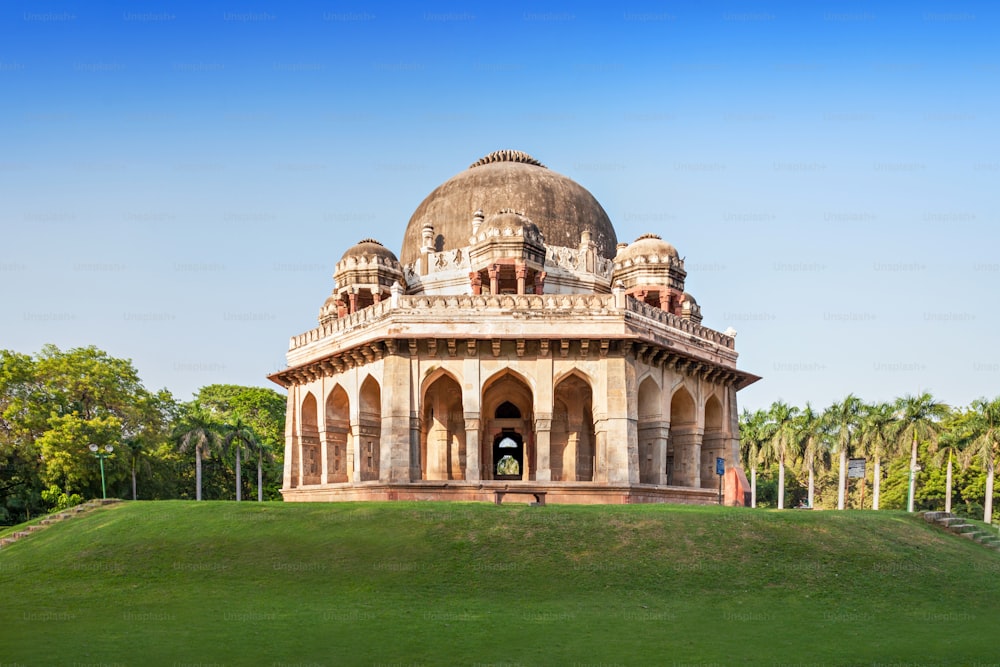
1 501 998 666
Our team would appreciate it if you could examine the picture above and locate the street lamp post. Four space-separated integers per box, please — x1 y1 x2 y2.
88 443 115 500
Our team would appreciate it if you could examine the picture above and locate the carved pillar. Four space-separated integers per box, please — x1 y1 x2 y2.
672 427 703 488
534 271 546 295
638 422 669 485
701 431 728 490
534 414 552 482
348 290 358 314
283 388 296 490
516 263 527 295
488 264 499 295
465 416 481 481
469 271 482 295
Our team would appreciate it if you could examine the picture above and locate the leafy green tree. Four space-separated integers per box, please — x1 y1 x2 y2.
858 401 898 510
894 392 949 513
192 384 285 501
825 395 863 510
759 401 799 509
175 408 224 501
961 397 1000 523
796 402 828 509
224 418 264 502
932 407 974 514
739 408 773 508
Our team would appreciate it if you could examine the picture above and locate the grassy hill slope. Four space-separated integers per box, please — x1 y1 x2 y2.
1 501 998 666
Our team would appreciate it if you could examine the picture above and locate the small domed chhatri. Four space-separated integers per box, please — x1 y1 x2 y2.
270 150 759 505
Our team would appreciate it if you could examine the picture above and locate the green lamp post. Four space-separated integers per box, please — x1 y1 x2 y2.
88 443 114 500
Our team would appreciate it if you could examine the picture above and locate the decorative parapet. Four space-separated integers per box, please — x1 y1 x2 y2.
624 296 733 349
289 293 733 352
546 245 614 278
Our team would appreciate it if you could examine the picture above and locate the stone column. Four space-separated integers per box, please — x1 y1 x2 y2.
534 414 552 482
381 351 413 483
350 418 363 481
602 355 638 485
516 263 527 295
464 415 481 481
488 264 499 295
319 430 330 485
283 387 296 490
701 431 727 490
672 427 703 488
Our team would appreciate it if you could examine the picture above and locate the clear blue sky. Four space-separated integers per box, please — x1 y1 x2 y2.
1 1 997 412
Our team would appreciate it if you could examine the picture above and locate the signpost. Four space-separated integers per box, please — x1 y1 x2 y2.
716 457 725 505
848 457 866 509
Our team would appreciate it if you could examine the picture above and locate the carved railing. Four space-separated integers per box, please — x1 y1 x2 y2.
624 297 734 349
290 293 733 351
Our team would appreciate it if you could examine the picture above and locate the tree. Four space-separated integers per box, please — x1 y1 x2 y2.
796 402 828 509
858 401 899 510
826 395 863 510
175 408 223 501
223 418 260 502
192 384 285 501
932 408 974 514
961 397 1000 523
759 401 799 509
739 408 774 508
894 392 949 513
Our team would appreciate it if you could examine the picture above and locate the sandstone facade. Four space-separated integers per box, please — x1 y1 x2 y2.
269 150 759 504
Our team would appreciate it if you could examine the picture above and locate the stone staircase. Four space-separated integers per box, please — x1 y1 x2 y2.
923 511 1000 551
0 499 120 550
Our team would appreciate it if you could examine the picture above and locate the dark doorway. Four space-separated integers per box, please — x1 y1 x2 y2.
493 431 523 480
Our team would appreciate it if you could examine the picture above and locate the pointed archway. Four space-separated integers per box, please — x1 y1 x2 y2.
552 373 595 481
358 376 381 482
481 371 534 480
300 392 320 485
324 385 350 483
637 377 667 485
421 372 466 480
668 386 700 488
701 394 725 489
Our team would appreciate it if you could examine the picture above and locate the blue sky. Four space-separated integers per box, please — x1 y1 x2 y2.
1 1 997 411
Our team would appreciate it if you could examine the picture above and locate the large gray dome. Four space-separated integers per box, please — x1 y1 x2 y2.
400 150 618 266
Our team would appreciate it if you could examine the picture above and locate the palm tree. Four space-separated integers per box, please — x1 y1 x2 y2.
796 402 828 509
858 401 898 510
223 418 260 502
739 408 774 509
825 395 863 510
961 397 1000 524
933 408 973 514
120 436 152 501
894 392 950 513
176 409 223 501
759 401 799 509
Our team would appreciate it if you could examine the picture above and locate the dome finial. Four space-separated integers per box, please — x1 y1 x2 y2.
469 150 546 169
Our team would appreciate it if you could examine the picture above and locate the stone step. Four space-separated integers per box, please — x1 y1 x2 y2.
939 516 966 527
949 524 979 534
924 511 951 522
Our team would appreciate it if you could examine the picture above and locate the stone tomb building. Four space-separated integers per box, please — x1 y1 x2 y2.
269 150 759 504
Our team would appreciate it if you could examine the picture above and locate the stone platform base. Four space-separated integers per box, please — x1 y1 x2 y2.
281 481 725 505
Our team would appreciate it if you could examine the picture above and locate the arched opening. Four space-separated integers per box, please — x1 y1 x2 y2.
668 386 700 488
421 373 466 480
359 377 381 482
481 371 534 480
637 377 666 485
300 392 320 485
551 373 595 481
701 394 726 490
325 385 350 483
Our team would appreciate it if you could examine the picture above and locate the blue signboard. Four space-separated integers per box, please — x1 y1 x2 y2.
715 457 725 476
